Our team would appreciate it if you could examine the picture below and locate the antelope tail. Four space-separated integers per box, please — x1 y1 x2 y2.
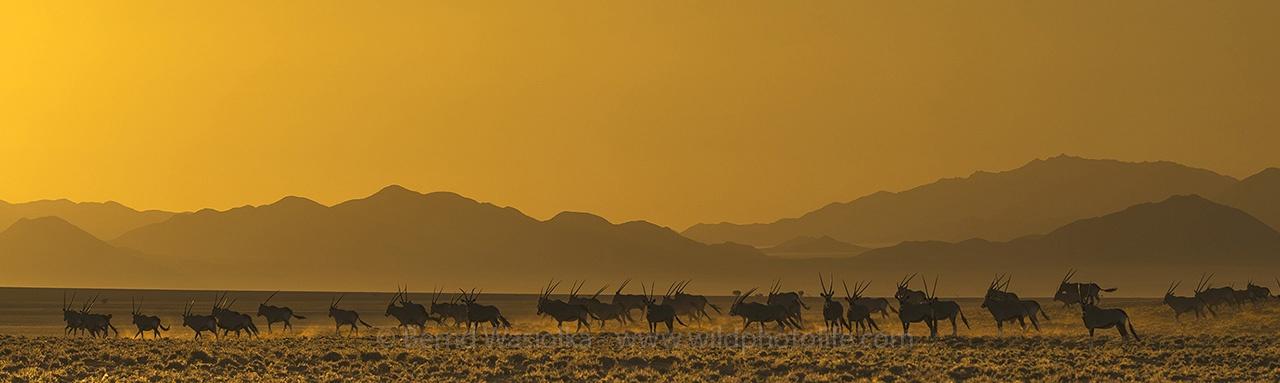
959 309 970 329
498 315 511 328
159 324 170 331
1038 306 1050 321
674 315 688 327
888 304 899 314
359 319 372 328
293 314 307 319
707 303 722 314
798 300 810 310
1102 287 1118 292
1127 316 1140 341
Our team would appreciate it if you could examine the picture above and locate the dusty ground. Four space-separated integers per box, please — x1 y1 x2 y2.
5 292 1280 382
1 332 1278 382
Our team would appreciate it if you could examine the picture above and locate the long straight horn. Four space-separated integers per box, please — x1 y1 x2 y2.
858 281 871 296
592 284 609 300
1000 276 1011 291
616 279 630 295
264 291 280 305
841 280 852 299
818 273 826 294
931 275 940 298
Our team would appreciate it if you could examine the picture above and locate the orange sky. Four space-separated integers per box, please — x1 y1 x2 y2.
1 1 1278 229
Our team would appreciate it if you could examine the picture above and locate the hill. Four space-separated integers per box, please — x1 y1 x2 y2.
0 199 174 240
684 155 1238 246
1215 168 1280 231
0 217 186 288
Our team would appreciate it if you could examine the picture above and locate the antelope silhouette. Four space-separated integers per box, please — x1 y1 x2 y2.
1078 286 1139 341
894 278 938 338
984 275 1049 323
565 281 628 329
181 300 218 339
641 282 687 334
76 294 118 338
980 274 1041 335
610 279 647 321
767 280 808 327
537 280 593 333
662 280 721 324
429 288 470 327
841 280 880 335
851 297 896 319
728 287 801 335
919 275 969 336
1163 279 1211 322
1194 273 1238 313
328 294 372 336
1053 269 1116 306
458 288 511 335
61 292 85 336
385 286 437 333
129 297 169 339
1245 281 1272 303
893 273 928 304
257 291 305 333
212 293 259 337
818 274 850 334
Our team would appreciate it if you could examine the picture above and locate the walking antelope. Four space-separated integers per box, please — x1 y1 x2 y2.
841 281 880 334
182 300 219 339
893 273 928 305
385 286 436 333
567 282 629 328
663 280 721 323
1078 286 1140 341
1245 280 1273 303
1194 274 1238 313
212 293 259 337
729 287 801 335
611 279 648 320
920 276 969 336
641 282 688 334
76 294 118 338
130 297 169 339
328 294 372 336
980 275 1041 335
537 280 593 333
1053 269 1117 306
458 289 511 335
852 297 896 319
429 288 470 327
984 276 1050 323
818 274 850 334
1163 279 1211 322
767 280 809 327
257 291 306 333
61 292 84 336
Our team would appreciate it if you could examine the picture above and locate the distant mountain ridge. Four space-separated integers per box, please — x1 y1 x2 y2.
762 235 869 258
0 199 174 240
684 155 1243 246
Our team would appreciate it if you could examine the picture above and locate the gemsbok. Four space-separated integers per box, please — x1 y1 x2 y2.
921 276 969 336
980 275 1041 335
212 293 259 337
1078 286 1139 341
429 288 470 327
1163 279 1211 322
130 297 169 339
385 286 435 333
458 289 512 335
328 294 372 336
728 287 801 335
663 280 721 324
257 291 306 333
818 274 850 334
610 279 648 320
767 280 809 327
537 280 593 333
841 281 880 335
1194 274 1238 313
1053 269 1116 306
567 282 629 328
641 282 687 334
894 279 938 338
182 300 219 339
77 294 118 338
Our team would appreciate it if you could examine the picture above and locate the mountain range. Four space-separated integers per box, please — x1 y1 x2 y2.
1 155 1277 295
683 155 1275 247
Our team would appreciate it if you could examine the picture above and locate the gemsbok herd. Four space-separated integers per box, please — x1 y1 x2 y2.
55 270 1278 341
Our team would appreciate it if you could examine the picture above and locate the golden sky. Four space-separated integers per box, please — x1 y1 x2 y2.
1 1 1277 229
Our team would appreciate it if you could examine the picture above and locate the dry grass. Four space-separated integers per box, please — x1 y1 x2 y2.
4 298 1280 382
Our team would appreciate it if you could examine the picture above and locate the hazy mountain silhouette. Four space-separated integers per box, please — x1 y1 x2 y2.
683 155 1238 246
109 185 773 291
762 235 869 258
5 187 1278 295
0 199 174 240
836 195 1280 296
0 217 186 288
1215 168 1280 231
